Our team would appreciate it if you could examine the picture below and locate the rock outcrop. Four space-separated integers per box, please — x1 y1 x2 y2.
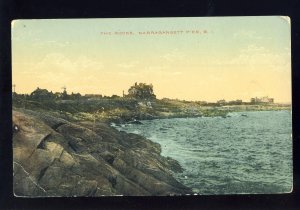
13 109 191 196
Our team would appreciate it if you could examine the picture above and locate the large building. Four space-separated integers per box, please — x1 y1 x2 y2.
217 99 226 104
251 96 274 103
127 82 156 99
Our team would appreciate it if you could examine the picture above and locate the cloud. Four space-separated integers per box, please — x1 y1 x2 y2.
117 71 137 76
145 65 169 71
233 30 262 40
75 55 104 71
228 44 290 66
171 71 182 76
33 40 71 48
28 53 104 81
117 61 139 69
240 44 266 53
34 53 75 71
161 49 187 62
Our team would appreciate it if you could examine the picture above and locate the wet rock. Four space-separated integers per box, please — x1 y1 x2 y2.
127 120 143 125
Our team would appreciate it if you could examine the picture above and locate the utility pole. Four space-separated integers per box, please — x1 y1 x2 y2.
23 94 26 109
12 84 16 93
61 86 67 93
61 86 67 99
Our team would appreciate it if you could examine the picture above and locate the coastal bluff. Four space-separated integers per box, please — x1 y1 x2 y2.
13 109 191 196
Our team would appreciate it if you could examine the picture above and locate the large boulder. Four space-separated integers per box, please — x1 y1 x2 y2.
12 109 192 196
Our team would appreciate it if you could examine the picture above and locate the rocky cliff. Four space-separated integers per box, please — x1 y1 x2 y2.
13 109 191 196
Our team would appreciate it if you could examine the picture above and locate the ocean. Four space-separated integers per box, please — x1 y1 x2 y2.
114 110 292 194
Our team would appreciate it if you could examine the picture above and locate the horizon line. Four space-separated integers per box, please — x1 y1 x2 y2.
12 89 291 104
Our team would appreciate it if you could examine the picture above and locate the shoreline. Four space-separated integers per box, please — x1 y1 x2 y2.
115 109 292 195
12 108 193 196
107 104 291 124
12 96 291 124
112 109 291 125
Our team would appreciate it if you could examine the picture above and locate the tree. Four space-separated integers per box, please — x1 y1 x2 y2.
30 87 55 101
70 92 82 100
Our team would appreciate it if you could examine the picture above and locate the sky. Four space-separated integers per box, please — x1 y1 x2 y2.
12 17 291 103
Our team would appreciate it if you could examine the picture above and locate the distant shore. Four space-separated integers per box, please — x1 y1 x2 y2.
12 95 291 124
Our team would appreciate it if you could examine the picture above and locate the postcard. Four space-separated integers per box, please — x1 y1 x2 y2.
11 17 292 196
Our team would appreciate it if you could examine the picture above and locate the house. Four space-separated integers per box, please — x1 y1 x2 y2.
251 96 274 103
228 99 243 105
85 94 103 99
217 99 226 105
127 82 156 99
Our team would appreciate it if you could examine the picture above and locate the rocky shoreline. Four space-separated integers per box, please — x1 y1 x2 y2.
12 100 291 196
13 109 192 196
12 95 291 125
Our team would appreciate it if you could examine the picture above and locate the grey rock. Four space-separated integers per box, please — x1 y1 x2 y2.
13 110 192 196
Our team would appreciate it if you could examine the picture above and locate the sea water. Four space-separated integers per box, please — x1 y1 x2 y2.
115 110 292 194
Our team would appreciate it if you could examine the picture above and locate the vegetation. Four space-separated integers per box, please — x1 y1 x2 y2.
12 85 291 124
